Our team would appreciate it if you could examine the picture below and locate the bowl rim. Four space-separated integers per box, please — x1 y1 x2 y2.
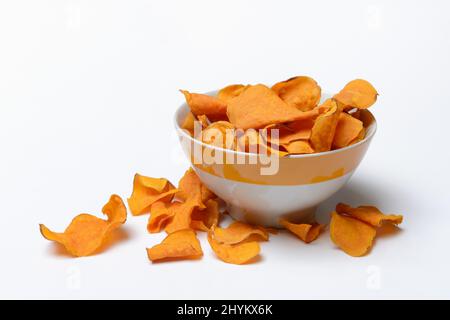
174 91 377 159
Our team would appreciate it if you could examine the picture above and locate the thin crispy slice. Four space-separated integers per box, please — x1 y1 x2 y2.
217 84 248 104
128 174 177 216
207 233 260 265
176 168 215 209
146 229 203 262
330 211 376 257
333 79 378 109
180 90 227 121
283 140 314 154
147 201 175 233
336 203 403 227
39 195 127 257
332 113 364 149
212 221 269 244
279 218 324 243
191 199 220 231
310 99 341 152
226 84 319 129
272 76 321 111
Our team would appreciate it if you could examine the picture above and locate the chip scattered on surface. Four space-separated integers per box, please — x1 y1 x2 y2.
147 229 203 262
128 174 177 215
147 201 175 233
336 203 403 227
212 221 269 244
40 195 127 257
190 199 220 232
279 218 324 243
207 232 261 265
330 211 376 257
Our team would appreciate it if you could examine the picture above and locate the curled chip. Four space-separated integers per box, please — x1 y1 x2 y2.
275 119 314 145
181 111 196 134
176 168 215 209
330 211 376 257
333 79 378 109
180 90 227 121
279 218 323 243
207 232 260 265
212 221 269 244
282 140 314 154
147 229 203 262
272 76 321 111
147 201 175 233
332 113 364 149
217 84 248 104
39 195 127 257
128 174 177 215
336 203 403 227
310 99 341 152
197 114 210 128
201 121 236 149
226 84 319 129
164 201 195 234
191 199 220 231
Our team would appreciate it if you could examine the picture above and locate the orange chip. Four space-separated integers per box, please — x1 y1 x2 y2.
164 201 196 234
310 99 341 152
147 201 175 233
39 195 127 257
197 114 210 128
336 203 403 227
332 113 364 149
226 84 319 129
350 127 366 145
333 79 378 109
191 199 220 231
212 221 269 244
330 211 376 257
207 232 260 265
279 218 323 243
283 140 314 154
181 111 196 134
128 174 177 215
146 229 203 262
217 84 248 104
272 76 321 111
180 90 227 121
201 121 236 149
176 168 215 209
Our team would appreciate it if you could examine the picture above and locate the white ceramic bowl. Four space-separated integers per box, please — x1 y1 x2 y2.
174 92 377 227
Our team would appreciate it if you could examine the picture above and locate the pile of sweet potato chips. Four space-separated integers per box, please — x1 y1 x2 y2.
181 76 378 155
39 76 404 263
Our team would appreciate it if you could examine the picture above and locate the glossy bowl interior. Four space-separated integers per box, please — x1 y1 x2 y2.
174 92 377 227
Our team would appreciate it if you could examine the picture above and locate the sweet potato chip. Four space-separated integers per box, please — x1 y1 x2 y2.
279 218 323 243
310 99 341 152
217 84 248 104
330 211 376 257
176 168 215 209
164 201 196 234
39 195 127 257
128 174 177 215
147 229 203 262
272 76 321 111
332 113 364 149
147 201 175 233
212 221 269 244
336 203 403 227
197 114 210 128
201 121 236 149
181 111 195 134
180 90 227 121
283 140 314 154
191 199 220 231
207 232 260 265
226 84 319 129
333 79 378 109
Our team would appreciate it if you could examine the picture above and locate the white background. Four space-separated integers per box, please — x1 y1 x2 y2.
1 0 450 299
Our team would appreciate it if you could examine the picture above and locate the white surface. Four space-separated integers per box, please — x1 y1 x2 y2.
1 0 449 299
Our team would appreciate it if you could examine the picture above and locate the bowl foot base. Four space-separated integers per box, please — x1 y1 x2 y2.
226 203 318 228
